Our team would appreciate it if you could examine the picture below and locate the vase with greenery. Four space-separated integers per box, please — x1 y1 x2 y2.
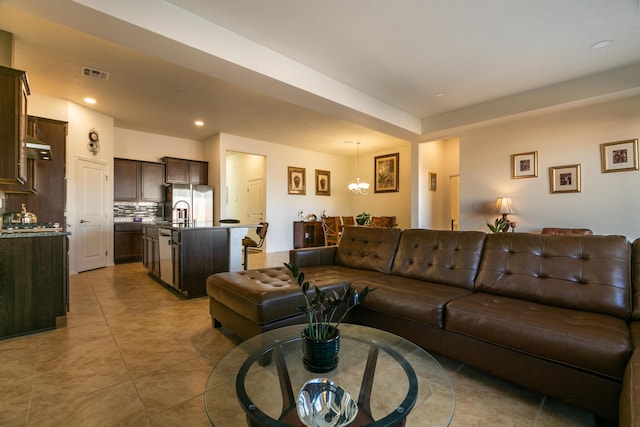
355 212 371 226
284 262 374 372
486 217 510 233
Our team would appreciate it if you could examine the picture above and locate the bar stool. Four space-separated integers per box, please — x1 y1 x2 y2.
242 222 269 270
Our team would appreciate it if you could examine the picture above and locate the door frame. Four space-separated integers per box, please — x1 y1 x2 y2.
74 156 110 273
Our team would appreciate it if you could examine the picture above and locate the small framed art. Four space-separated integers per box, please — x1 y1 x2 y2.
600 139 639 173
549 164 581 193
315 169 331 196
511 151 538 179
288 166 306 195
374 153 399 193
428 172 437 191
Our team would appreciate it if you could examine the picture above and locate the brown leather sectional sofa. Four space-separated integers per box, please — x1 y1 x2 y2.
207 226 639 424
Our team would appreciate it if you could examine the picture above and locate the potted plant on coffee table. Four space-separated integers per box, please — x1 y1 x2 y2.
284 262 374 373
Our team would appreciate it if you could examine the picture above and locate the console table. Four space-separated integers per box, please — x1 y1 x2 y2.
293 221 324 248
204 324 455 426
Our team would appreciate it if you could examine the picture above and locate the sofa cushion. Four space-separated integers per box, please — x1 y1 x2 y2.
632 238 640 320
350 275 471 328
445 293 631 380
206 265 383 325
476 233 631 319
390 229 486 290
335 226 402 274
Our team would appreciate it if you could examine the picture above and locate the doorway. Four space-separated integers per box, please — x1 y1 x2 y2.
76 157 109 272
225 152 266 243
449 175 460 231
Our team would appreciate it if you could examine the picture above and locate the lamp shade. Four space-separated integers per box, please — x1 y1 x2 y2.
495 197 516 215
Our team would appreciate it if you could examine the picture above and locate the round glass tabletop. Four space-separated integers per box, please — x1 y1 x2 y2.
204 324 454 426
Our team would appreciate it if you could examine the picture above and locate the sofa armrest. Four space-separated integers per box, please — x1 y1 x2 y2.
289 247 337 268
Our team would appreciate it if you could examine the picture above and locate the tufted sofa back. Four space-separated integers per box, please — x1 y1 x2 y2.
391 229 486 290
476 233 631 319
335 226 402 274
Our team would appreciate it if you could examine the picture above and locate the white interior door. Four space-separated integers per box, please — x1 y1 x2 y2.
247 178 265 245
450 175 460 231
76 158 109 272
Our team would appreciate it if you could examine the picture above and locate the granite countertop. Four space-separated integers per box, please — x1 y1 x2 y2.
0 231 71 238
146 221 258 230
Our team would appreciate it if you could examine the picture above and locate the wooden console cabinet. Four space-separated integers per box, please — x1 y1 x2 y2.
293 221 325 248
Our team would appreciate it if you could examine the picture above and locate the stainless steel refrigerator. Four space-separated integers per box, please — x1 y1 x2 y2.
164 184 213 226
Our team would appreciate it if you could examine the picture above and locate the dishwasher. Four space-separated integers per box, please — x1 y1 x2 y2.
158 228 175 288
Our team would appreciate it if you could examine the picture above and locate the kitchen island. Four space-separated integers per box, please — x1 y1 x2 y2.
142 223 251 298
0 231 69 339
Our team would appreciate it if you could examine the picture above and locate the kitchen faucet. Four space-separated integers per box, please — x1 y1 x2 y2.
173 200 191 226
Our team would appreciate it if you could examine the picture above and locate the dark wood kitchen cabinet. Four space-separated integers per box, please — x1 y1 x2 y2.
114 158 139 201
162 156 208 185
2 116 68 225
0 234 68 339
114 223 143 263
114 158 165 202
142 225 160 277
0 65 29 186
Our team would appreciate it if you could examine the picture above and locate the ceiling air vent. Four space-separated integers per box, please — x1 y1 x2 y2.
81 66 109 81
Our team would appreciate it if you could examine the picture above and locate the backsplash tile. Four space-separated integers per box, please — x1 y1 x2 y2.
114 202 163 222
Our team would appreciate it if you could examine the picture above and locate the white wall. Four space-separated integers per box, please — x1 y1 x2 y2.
459 95 640 240
114 128 203 162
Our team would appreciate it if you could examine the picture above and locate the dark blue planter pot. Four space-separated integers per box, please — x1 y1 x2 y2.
301 326 340 373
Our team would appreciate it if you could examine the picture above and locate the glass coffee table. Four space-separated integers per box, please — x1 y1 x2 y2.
204 324 455 426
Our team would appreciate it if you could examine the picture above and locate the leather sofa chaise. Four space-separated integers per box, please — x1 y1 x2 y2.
206 226 637 425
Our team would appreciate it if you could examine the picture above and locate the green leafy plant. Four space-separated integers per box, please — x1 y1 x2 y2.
284 262 374 340
355 212 371 225
486 217 509 233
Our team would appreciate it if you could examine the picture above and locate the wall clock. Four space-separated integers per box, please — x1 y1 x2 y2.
88 129 100 155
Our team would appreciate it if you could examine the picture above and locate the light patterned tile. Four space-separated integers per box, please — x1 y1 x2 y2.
27 381 149 427
149 394 212 427
31 335 129 411
133 353 213 415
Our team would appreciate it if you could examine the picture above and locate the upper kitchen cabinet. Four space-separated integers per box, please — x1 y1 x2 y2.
114 158 139 201
0 65 29 186
114 158 165 202
162 156 208 185
140 162 165 201
2 116 68 224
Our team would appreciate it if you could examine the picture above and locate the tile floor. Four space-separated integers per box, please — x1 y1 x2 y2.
0 251 597 426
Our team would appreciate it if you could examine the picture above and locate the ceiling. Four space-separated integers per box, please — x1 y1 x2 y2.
1 0 640 156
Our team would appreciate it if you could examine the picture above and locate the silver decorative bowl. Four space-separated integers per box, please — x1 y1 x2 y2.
297 378 358 427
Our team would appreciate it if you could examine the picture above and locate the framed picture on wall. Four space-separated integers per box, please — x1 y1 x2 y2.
374 153 399 193
315 169 331 196
600 139 639 173
288 166 306 195
511 151 538 178
549 164 581 193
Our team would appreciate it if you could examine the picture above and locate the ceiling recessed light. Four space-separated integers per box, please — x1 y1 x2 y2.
84 97 96 104
194 120 204 127
591 40 612 49
434 92 446 98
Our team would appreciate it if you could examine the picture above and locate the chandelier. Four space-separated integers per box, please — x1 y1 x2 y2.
347 141 369 195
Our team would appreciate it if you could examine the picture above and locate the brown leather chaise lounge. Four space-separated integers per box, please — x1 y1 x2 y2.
207 226 637 425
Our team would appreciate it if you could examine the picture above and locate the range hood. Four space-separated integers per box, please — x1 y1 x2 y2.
25 135 52 161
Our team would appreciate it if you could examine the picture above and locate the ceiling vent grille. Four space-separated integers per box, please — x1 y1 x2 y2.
81 66 109 80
